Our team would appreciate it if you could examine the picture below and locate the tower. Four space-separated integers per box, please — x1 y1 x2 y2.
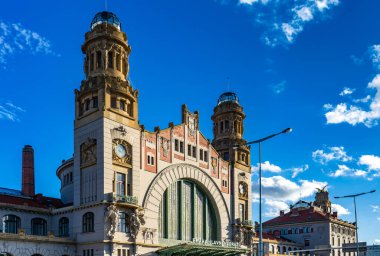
211 92 250 171
75 11 139 130
314 186 332 214
73 12 140 208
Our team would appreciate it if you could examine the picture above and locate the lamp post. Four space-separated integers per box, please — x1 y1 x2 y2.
334 190 376 256
234 127 292 256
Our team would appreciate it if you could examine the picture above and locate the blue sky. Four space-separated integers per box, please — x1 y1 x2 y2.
1 0 379 244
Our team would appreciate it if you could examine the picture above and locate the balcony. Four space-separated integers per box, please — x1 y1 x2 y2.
242 220 253 226
108 193 138 205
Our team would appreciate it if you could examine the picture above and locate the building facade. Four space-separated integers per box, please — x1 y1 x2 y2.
0 12 254 256
261 188 357 256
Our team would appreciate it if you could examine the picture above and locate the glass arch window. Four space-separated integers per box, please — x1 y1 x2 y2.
58 217 69 237
2 215 20 234
158 180 217 241
82 212 94 233
31 218 47 236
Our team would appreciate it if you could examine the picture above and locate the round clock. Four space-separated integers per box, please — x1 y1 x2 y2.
115 144 127 158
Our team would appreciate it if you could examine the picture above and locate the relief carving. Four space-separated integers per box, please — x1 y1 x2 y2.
80 138 97 167
161 137 169 157
129 209 145 238
238 182 248 200
104 204 120 240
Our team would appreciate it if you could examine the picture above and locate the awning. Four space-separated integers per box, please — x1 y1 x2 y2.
156 243 249 255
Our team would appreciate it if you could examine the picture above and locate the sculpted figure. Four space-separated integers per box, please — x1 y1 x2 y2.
105 204 119 239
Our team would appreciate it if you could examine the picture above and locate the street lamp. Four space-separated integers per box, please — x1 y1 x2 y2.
234 127 292 256
334 190 376 256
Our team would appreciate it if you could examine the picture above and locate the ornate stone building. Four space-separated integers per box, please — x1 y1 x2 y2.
0 12 254 256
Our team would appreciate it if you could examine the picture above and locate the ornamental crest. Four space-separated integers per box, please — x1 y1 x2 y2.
238 182 248 200
80 138 97 168
211 157 218 174
161 137 170 157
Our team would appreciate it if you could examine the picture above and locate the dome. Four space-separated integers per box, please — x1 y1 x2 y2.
217 92 239 105
91 11 121 30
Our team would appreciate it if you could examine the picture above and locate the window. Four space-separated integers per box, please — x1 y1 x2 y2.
220 121 223 133
116 53 121 71
69 172 73 182
93 97 98 108
31 218 47 236
90 53 94 71
59 217 69 237
305 239 310 247
116 172 126 196
288 229 292 234
200 149 204 161
147 155 155 165
192 146 196 158
204 151 208 162
179 141 184 153
239 203 245 221
122 58 127 74
222 179 228 187
108 51 113 69
225 120 229 130
126 101 132 116
174 139 179 152
118 212 129 233
120 100 125 111
187 144 191 156
223 152 229 161
85 99 91 111
96 51 102 68
82 212 94 232
111 97 117 108
117 249 129 256
83 249 94 256
2 215 20 234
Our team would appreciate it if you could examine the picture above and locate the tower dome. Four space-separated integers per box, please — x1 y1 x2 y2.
217 92 239 105
91 11 121 30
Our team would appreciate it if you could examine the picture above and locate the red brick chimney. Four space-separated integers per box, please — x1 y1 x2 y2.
22 145 35 196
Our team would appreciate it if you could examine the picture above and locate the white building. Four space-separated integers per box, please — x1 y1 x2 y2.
0 11 254 256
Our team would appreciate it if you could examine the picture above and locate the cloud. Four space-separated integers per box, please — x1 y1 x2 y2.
329 164 367 178
231 0 340 47
272 80 286 94
371 205 380 213
252 175 327 217
339 87 355 96
375 239 380 244
312 146 353 165
251 161 282 173
358 155 380 171
291 164 309 178
369 45 380 70
0 21 58 66
331 203 350 215
350 55 364 66
0 101 25 122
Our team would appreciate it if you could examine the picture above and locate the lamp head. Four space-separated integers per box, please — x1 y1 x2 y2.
282 128 292 134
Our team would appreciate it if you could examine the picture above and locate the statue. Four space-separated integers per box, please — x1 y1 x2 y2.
128 209 145 238
105 204 119 239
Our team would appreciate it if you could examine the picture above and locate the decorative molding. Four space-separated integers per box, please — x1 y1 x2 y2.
80 138 97 168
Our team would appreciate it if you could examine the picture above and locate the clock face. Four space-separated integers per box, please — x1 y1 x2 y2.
115 144 126 158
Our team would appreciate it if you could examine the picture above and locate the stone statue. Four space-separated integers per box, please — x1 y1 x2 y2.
105 204 119 239
128 209 146 238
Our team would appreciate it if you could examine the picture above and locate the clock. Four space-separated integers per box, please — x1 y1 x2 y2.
115 144 126 158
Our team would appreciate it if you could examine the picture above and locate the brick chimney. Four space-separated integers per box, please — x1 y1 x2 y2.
22 145 35 196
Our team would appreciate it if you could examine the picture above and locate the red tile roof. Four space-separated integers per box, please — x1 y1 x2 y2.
0 193 63 209
263 208 328 226
256 232 296 243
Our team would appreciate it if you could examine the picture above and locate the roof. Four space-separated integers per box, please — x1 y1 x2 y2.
263 208 329 226
217 92 239 105
0 187 22 196
91 11 121 30
0 193 63 209
256 232 296 244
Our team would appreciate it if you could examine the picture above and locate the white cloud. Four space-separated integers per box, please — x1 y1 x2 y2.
374 239 380 244
0 101 25 122
251 161 282 173
234 0 340 47
353 95 371 103
371 205 380 213
369 45 380 70
291 164 309 178
0 21 57 65
359 155 380 171
331 203 350 215
339 87 355 96
329 164 368 178
312 146 353 165
272 80 286 94
252 176 328 217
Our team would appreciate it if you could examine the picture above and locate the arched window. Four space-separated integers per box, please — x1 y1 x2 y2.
2 215 20 234
108 51 114 69
31 218 47 236
58 217 69 237
82 212 94 232
283 246 286 253
158 180 216 241
118 212 129 233
96 51 102 69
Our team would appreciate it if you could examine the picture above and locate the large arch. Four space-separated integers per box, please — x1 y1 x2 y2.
143 163 230 241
